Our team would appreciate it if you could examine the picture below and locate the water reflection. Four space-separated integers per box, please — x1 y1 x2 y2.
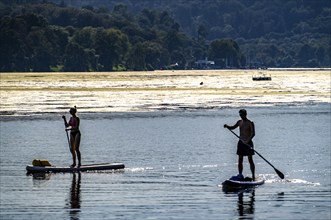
223 188 255 219
29 172 82 219
31 172 51 180
67 173 81 220
237 190 255 219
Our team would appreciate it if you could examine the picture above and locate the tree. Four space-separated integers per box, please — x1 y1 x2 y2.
208 39 244 68
144 42 167 70
0 16 26 71
0 14 48 71
297 44 315 66
72 27 95 49
63 42 89 71
26 28 52 71
94 28 129 71
26 26 68 71
197 24 208 41
126 42 146 71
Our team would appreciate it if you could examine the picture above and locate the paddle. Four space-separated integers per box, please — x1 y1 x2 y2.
65 129 71 150
227 128 285 179
62 115 71 151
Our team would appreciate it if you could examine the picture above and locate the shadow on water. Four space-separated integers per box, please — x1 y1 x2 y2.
67 173 81 220
223 187 255 219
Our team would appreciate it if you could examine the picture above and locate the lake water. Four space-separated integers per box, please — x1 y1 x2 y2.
0 70 330 219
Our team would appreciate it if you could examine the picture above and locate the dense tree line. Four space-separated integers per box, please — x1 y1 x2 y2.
45 0 331 68
0 2 246 71
0 0 329 72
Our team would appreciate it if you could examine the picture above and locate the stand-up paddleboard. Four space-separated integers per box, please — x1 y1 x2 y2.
222 176 265 190
26 163 125 173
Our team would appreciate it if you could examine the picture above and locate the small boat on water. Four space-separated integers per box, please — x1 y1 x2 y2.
26 162 125 173
252 73 272 81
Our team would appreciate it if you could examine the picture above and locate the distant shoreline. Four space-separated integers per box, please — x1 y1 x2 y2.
1 68 330 74
267 68 331 71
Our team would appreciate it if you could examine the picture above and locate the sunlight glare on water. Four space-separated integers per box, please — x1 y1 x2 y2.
0 70 330 116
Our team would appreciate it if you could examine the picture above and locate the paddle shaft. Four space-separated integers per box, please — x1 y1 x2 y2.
227 128 284 179
65 129 71 150
63 116 72 151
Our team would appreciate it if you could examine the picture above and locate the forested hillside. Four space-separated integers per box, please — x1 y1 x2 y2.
0 0 330 72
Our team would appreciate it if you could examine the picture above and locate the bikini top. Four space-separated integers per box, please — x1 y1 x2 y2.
69 117 79 128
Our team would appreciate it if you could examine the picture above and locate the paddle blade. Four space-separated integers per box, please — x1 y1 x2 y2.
275 168 285 179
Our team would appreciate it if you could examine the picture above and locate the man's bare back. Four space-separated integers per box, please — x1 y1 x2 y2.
238 119 255 144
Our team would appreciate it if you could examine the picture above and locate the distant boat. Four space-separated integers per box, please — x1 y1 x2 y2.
252 73 272 81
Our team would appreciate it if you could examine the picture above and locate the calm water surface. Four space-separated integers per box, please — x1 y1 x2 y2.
1 106 330 220
0 70 330 219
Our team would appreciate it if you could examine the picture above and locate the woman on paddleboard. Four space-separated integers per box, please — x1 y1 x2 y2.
62 106 81 167
224 109 255 180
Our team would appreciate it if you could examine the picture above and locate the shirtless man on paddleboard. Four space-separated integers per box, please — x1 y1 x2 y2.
224 109 255 180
